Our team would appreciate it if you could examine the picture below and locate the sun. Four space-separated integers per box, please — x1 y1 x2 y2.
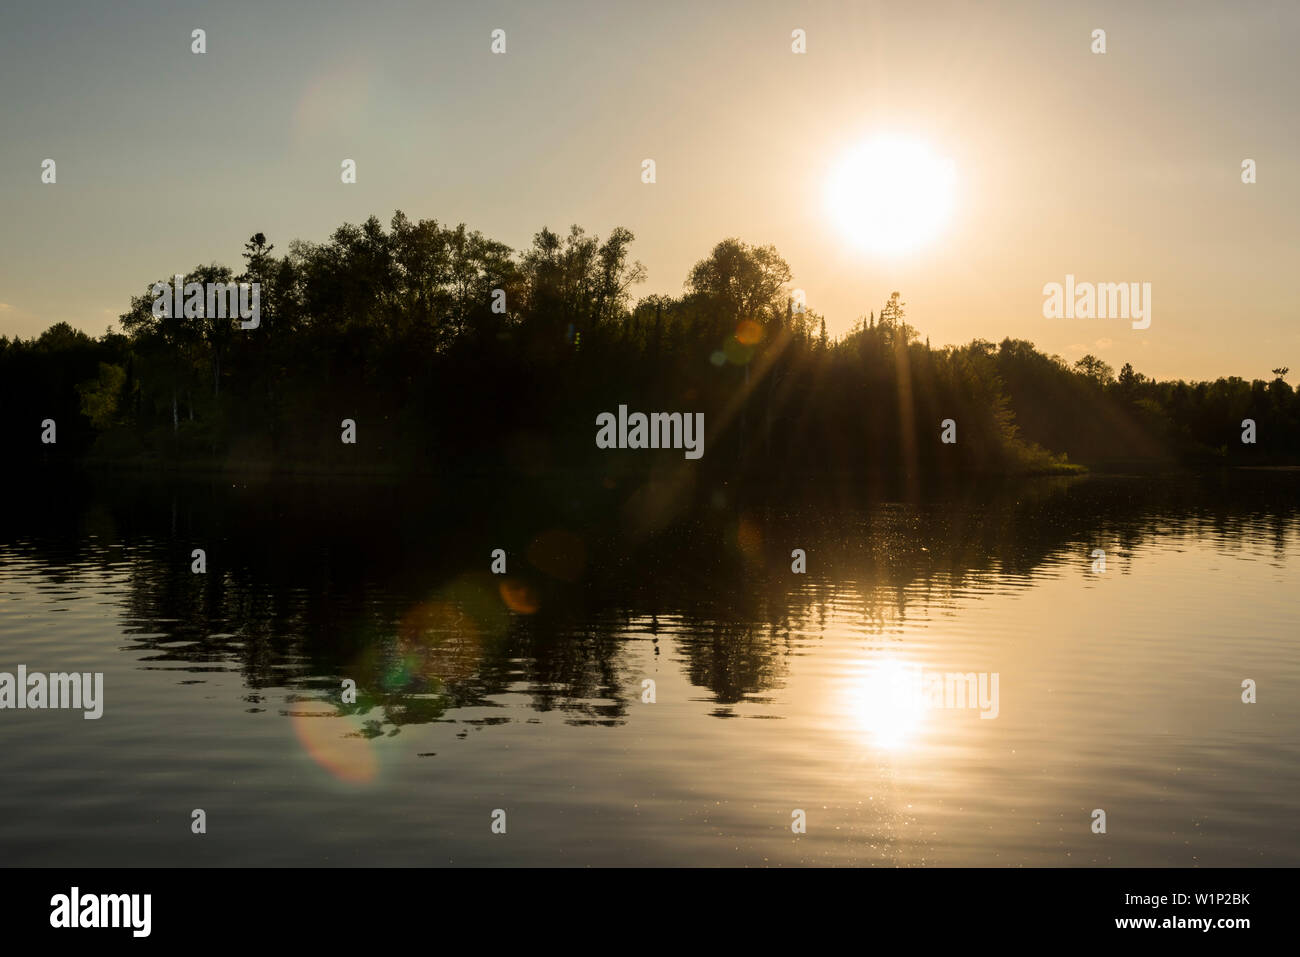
825 134 956 256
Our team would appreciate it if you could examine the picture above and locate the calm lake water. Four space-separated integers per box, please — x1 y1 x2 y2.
1 470 1296 866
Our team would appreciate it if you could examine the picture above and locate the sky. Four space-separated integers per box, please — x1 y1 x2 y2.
1 0 1296 380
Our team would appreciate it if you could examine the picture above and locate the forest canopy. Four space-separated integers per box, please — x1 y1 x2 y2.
2 212 1296 479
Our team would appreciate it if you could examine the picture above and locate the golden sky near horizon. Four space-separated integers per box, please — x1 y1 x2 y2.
0 0 1295 380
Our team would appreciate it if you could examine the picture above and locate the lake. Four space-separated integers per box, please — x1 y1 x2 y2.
1 469 1296 866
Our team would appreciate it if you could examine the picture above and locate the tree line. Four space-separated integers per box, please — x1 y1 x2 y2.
3 211 1296 479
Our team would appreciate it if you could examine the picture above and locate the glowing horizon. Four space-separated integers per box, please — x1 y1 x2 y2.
0 0 1295 382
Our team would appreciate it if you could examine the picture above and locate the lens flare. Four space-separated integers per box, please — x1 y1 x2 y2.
499 578 540 614
735 319 763 346
396 599 485 682
290 698 380 784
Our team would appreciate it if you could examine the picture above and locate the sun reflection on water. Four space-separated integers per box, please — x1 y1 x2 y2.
843 656 928 750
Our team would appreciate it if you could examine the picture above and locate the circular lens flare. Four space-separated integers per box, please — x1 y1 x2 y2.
290 698 380 784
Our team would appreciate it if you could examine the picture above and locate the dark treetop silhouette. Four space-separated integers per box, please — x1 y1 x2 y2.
3 212 1297 480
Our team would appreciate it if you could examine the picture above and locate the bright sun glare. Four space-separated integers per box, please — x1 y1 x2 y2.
845 656 927 750
825 135 956 256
